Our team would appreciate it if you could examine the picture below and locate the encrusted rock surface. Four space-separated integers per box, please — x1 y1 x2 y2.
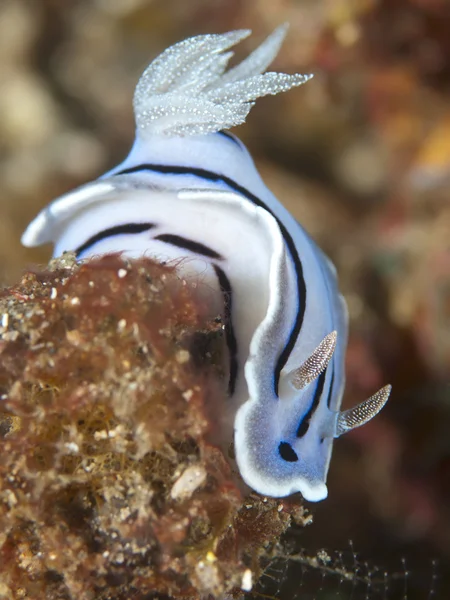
0 254 309 600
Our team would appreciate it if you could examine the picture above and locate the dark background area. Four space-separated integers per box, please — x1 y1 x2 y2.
0 1 449 599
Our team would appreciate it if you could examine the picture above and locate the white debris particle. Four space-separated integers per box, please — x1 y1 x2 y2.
175 349 190 364
117 318 127 332
50 287 57 299
317 549 332 564
4 489 18 508
1 313 9 328
64 442 79 454
108 425 124 439
118 268 127 278
119 507 131 521
241 569 253 592
194 560 220 595
170 464 207 501
182 389 193 401
70 297 80 305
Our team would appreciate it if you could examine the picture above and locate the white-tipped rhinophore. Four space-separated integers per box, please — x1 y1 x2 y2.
335 384 392 437
289 331 337 390
133 24 313 137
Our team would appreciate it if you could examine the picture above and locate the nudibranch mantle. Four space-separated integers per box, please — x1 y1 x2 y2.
22 25 391 502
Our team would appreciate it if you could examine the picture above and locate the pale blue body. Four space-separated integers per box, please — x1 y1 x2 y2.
24 131 348 501
22 28 392 503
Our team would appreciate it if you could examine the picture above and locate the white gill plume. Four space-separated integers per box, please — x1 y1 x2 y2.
133 24 313 137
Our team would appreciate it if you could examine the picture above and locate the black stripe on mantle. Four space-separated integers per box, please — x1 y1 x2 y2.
75 222 155 257
114 162 307 397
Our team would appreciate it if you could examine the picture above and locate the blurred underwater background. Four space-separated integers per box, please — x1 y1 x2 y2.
0 0 449 598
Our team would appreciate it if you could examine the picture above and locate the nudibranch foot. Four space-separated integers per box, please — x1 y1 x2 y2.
335 384 392 437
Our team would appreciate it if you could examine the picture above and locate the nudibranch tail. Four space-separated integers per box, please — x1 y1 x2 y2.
335 384 392 437
288 330 337 390
133 25 312 137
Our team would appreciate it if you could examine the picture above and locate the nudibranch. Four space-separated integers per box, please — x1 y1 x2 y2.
22 25 391 502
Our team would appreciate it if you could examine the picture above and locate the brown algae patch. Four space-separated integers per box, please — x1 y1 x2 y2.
0 254 307 600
